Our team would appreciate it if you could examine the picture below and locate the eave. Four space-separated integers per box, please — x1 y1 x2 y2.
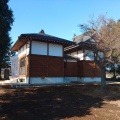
11 37 29 51
64 42 97 54
11 33 75 52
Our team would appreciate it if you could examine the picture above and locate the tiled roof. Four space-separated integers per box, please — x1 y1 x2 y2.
64 42 97 54
73 31 97 44
20 33 73 44
11 32 74 51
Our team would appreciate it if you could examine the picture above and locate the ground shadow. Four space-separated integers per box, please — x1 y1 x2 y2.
102 84 120 101
0 85 107 120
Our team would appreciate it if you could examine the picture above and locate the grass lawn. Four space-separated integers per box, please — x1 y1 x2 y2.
0 84 120 120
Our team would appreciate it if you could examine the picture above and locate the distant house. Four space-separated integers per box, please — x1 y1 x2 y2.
11 30 102 84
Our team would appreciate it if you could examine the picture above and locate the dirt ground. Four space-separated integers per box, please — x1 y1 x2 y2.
0 84 120 120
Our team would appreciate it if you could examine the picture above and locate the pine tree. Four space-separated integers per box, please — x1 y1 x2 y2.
0 0 14 79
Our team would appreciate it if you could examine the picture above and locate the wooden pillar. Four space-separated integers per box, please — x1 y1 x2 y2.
62 46 64 77
28 39 32 84
83 48 85 77
47 42 49 77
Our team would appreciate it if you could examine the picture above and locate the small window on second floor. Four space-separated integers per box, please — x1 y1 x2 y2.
20 57 26 67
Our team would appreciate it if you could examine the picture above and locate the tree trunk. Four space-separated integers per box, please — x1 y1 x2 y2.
4 69 10 80
100 66 108 95
101 66 106 88
113 68 116 80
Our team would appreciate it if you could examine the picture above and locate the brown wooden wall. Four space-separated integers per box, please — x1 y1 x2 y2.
80 61 101 77
94 63 101 77
29 55 64 77
78 61 84 77
83 61 95 77
48 57 64 77
64 62 78 77
30 55 48 77
64 60 101 77
27 54 101 77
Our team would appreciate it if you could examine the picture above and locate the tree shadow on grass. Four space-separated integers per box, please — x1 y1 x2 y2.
0 85 104 120
102 84 120 101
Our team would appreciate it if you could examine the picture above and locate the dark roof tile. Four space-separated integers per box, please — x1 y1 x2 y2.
11 33 75 51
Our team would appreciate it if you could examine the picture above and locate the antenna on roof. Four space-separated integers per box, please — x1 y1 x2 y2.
39 29 45 34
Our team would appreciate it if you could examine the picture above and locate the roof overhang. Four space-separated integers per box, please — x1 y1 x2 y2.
11 33 75 52
11 37 29 51
64 42 97 54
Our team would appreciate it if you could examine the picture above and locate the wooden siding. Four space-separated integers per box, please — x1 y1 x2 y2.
64 62 78 77
29 55 64 77
94 63 101 77
83 61 95 77
65 60 101 77
82 61 101 77
27 54 101 78
30 55 48 77
78 61 84 77
48 57 64 77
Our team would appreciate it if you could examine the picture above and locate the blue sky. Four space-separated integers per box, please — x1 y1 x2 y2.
8 0 120 43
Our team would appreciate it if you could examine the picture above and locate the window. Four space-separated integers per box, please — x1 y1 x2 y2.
19 57 26 75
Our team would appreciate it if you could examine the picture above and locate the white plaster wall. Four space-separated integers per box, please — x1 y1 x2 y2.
63 77 82 83
82 77 101 82
69 51 83 60
49 43 63 57
10 55 19 78
30 77 101 84
70 51 78 58
84 50 94 61
78 50 84 60
15 77 101 84
67 53 71 56
64 77 101 83
66 59 77 62
25 77 29 83
10 77 29 84
30 77 64 84
30 77 82 84
18 43 30 58
31 41 47 55
26 43 30 55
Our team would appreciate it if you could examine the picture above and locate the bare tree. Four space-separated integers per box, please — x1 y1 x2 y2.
79 15 120 87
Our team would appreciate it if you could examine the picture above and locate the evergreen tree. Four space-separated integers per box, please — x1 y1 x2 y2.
0 0 14 79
